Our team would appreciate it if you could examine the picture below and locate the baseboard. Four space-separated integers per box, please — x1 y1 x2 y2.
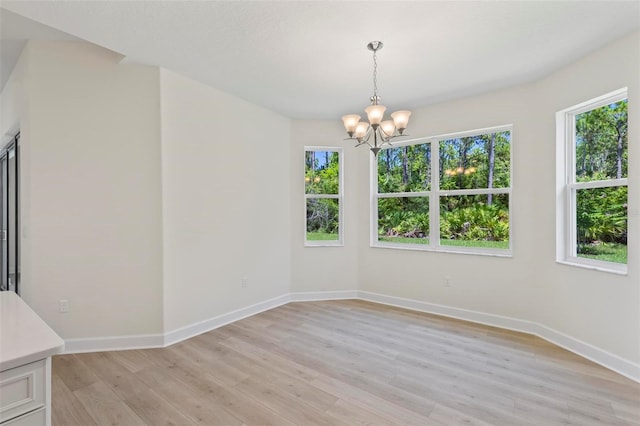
357 290 640 383
163 293 291 346
60 289 640 383
290 290 358 302
357 290 539 334
63 333 164 354
532 322 640 383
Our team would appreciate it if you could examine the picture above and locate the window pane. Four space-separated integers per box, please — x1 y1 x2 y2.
576 99 628 181
439 194 509 249
305 151 339 194
378 144 431 193
306 198 339 241
377 197 429 244
576 186 627 264
439 131 510 190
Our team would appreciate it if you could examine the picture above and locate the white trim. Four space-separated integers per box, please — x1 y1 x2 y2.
59 291 639 383
569 178 628 190
290 290 358 302
557 87 628 116
557 258 627 275
357 290 640 383
357 291 536 333
63 333 165 354
163 293 290 346
372 242 512 258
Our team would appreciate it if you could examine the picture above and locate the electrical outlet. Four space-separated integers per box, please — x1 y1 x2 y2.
59 299 69 313
241 278 248 288
444 276 451 287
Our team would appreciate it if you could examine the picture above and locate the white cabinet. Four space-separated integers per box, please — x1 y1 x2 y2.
0 293 63 426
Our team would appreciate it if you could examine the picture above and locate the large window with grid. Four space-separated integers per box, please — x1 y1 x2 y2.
305 147 343 246
556 89 628 273
374 126 512 255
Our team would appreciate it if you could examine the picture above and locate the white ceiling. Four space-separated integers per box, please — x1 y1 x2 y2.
1 1 639 120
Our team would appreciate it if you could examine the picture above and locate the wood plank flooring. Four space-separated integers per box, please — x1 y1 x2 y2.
52 300 640 425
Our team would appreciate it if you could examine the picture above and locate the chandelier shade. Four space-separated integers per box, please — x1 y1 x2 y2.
341 41 411 156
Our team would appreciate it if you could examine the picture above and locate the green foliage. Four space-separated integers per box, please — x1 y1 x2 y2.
576 186 627 245
440 200 509 242
573 99 628 262
577 242 627 264
307 231 339 241
439 132 510 191
376 131 511 248
377 197 429 239
576 100 627 180
378 145 430 193
305 150 340 238
305 150 339 194
306 198 339 235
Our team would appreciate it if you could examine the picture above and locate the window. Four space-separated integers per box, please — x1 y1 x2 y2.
1 133 20 293
375 126 512 255
305 147 343 246
557 89 628 273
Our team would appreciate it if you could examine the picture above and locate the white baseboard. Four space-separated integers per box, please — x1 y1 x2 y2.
357 290 539 334
60 289 639 383
63 333 164 354
290 290 358 302
357 290 640 383
533 322 640 383
163 293 291 347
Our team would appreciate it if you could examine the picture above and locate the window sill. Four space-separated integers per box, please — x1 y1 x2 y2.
304 241 344 248
372 242 512 258
556 259 627 276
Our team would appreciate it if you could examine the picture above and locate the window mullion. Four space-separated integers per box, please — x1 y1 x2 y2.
569 178 628 190
431 140 439 248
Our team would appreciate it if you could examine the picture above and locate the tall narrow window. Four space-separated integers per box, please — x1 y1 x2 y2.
374 126 512 255
1 133 20 293
304 147 343 246
557 89 628 273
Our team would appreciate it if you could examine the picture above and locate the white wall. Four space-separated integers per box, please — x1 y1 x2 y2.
534 32 640 363
0 41 164 338
160 69 291 333
354 83 543 321
327 32 637 365
290 120 359 294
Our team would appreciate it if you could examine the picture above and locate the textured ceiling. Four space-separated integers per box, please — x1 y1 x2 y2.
1 1 639 120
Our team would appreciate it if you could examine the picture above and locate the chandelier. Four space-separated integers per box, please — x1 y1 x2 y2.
341 41 412 156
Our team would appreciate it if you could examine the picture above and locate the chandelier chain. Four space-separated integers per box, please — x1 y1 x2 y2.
372 49 378 98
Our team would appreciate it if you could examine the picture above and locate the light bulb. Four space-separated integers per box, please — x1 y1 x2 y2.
341 114 361 137
380 120 396 139
365 105 386 126
355 122 370 140
391 110 411 134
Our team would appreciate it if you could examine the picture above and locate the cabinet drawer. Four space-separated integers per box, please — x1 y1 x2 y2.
3 407 45 426
0 360 45 423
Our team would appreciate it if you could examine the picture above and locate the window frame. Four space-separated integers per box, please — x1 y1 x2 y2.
556 88 628 274
304 146 344 247
371 125 513 257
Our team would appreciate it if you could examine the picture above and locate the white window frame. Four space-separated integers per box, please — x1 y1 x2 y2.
304 146 344 247
556 88 628 274
371 125 513 257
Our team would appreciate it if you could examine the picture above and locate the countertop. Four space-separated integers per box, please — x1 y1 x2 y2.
0 291 64 371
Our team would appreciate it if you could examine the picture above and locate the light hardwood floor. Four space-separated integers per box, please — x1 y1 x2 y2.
52 300 640 425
